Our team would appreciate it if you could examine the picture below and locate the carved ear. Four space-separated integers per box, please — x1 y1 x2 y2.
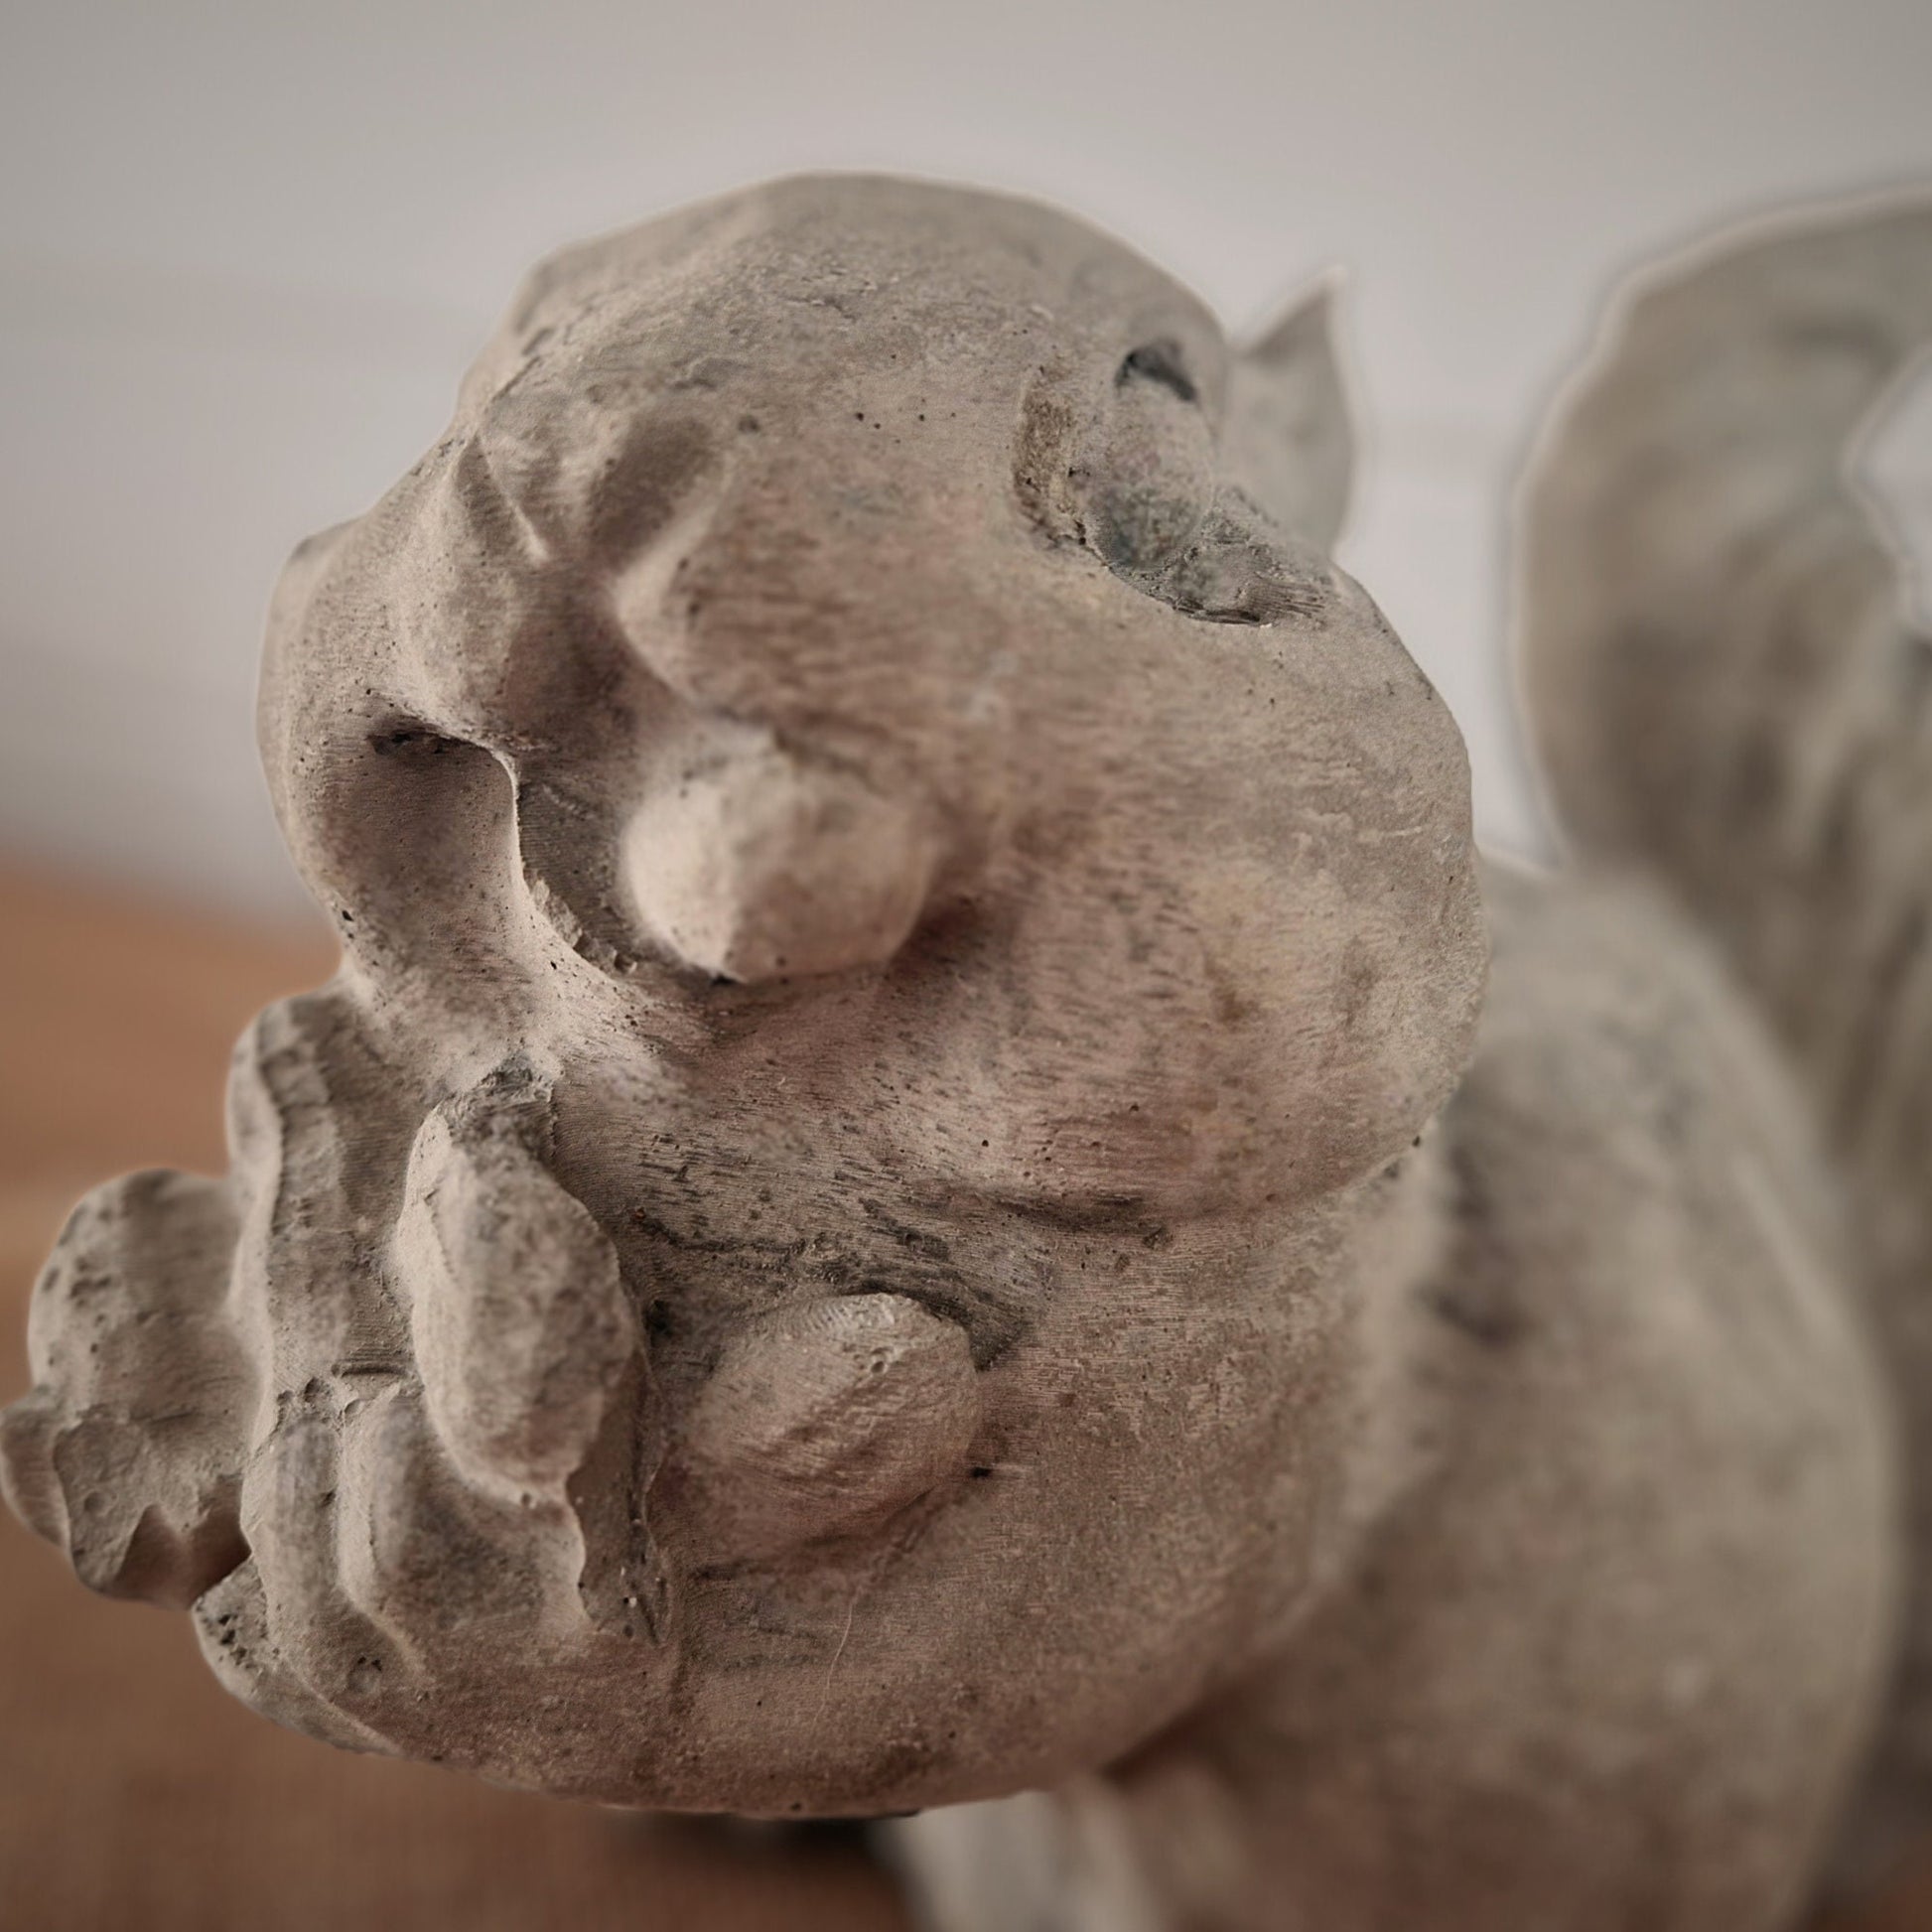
1223 275 1356 551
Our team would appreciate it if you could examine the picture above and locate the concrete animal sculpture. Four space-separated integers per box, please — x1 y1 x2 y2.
4 175 1930 1930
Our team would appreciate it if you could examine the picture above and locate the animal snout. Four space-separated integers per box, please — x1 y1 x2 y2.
621 741 944 983
670 1292 981 1566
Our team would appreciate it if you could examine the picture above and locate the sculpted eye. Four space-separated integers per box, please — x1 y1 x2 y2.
1096 337 1337 627
1021 335 1327 627
1116 341 1199 405
1088 339 1216 580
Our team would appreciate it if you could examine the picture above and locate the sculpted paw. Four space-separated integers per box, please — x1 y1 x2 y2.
209 1036 658 1735
0 1170 253 1607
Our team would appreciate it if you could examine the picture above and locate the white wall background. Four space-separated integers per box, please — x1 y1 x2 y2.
4 1 1930 918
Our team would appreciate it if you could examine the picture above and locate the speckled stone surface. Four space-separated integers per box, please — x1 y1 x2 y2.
4 179 1929 1930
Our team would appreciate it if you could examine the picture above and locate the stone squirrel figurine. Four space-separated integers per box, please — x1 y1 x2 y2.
3 174 1929 1931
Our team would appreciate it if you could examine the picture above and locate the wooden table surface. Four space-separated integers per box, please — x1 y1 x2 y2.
1 857 1927 1930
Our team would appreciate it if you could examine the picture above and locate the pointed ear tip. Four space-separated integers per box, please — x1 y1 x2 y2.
1303 271 1348 333
1244 268 1350 360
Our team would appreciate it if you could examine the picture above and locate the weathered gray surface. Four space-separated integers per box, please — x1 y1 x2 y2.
1 175 1926 1928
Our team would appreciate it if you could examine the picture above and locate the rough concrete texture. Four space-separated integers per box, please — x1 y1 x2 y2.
1 175 1927 1929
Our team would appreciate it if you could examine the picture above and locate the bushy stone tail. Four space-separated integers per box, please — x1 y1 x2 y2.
1516 189 1932 1861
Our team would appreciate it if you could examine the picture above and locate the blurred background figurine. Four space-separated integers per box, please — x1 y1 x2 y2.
2 172 1930 1931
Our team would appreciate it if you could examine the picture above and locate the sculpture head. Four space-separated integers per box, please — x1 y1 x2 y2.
4 176 1484 1812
